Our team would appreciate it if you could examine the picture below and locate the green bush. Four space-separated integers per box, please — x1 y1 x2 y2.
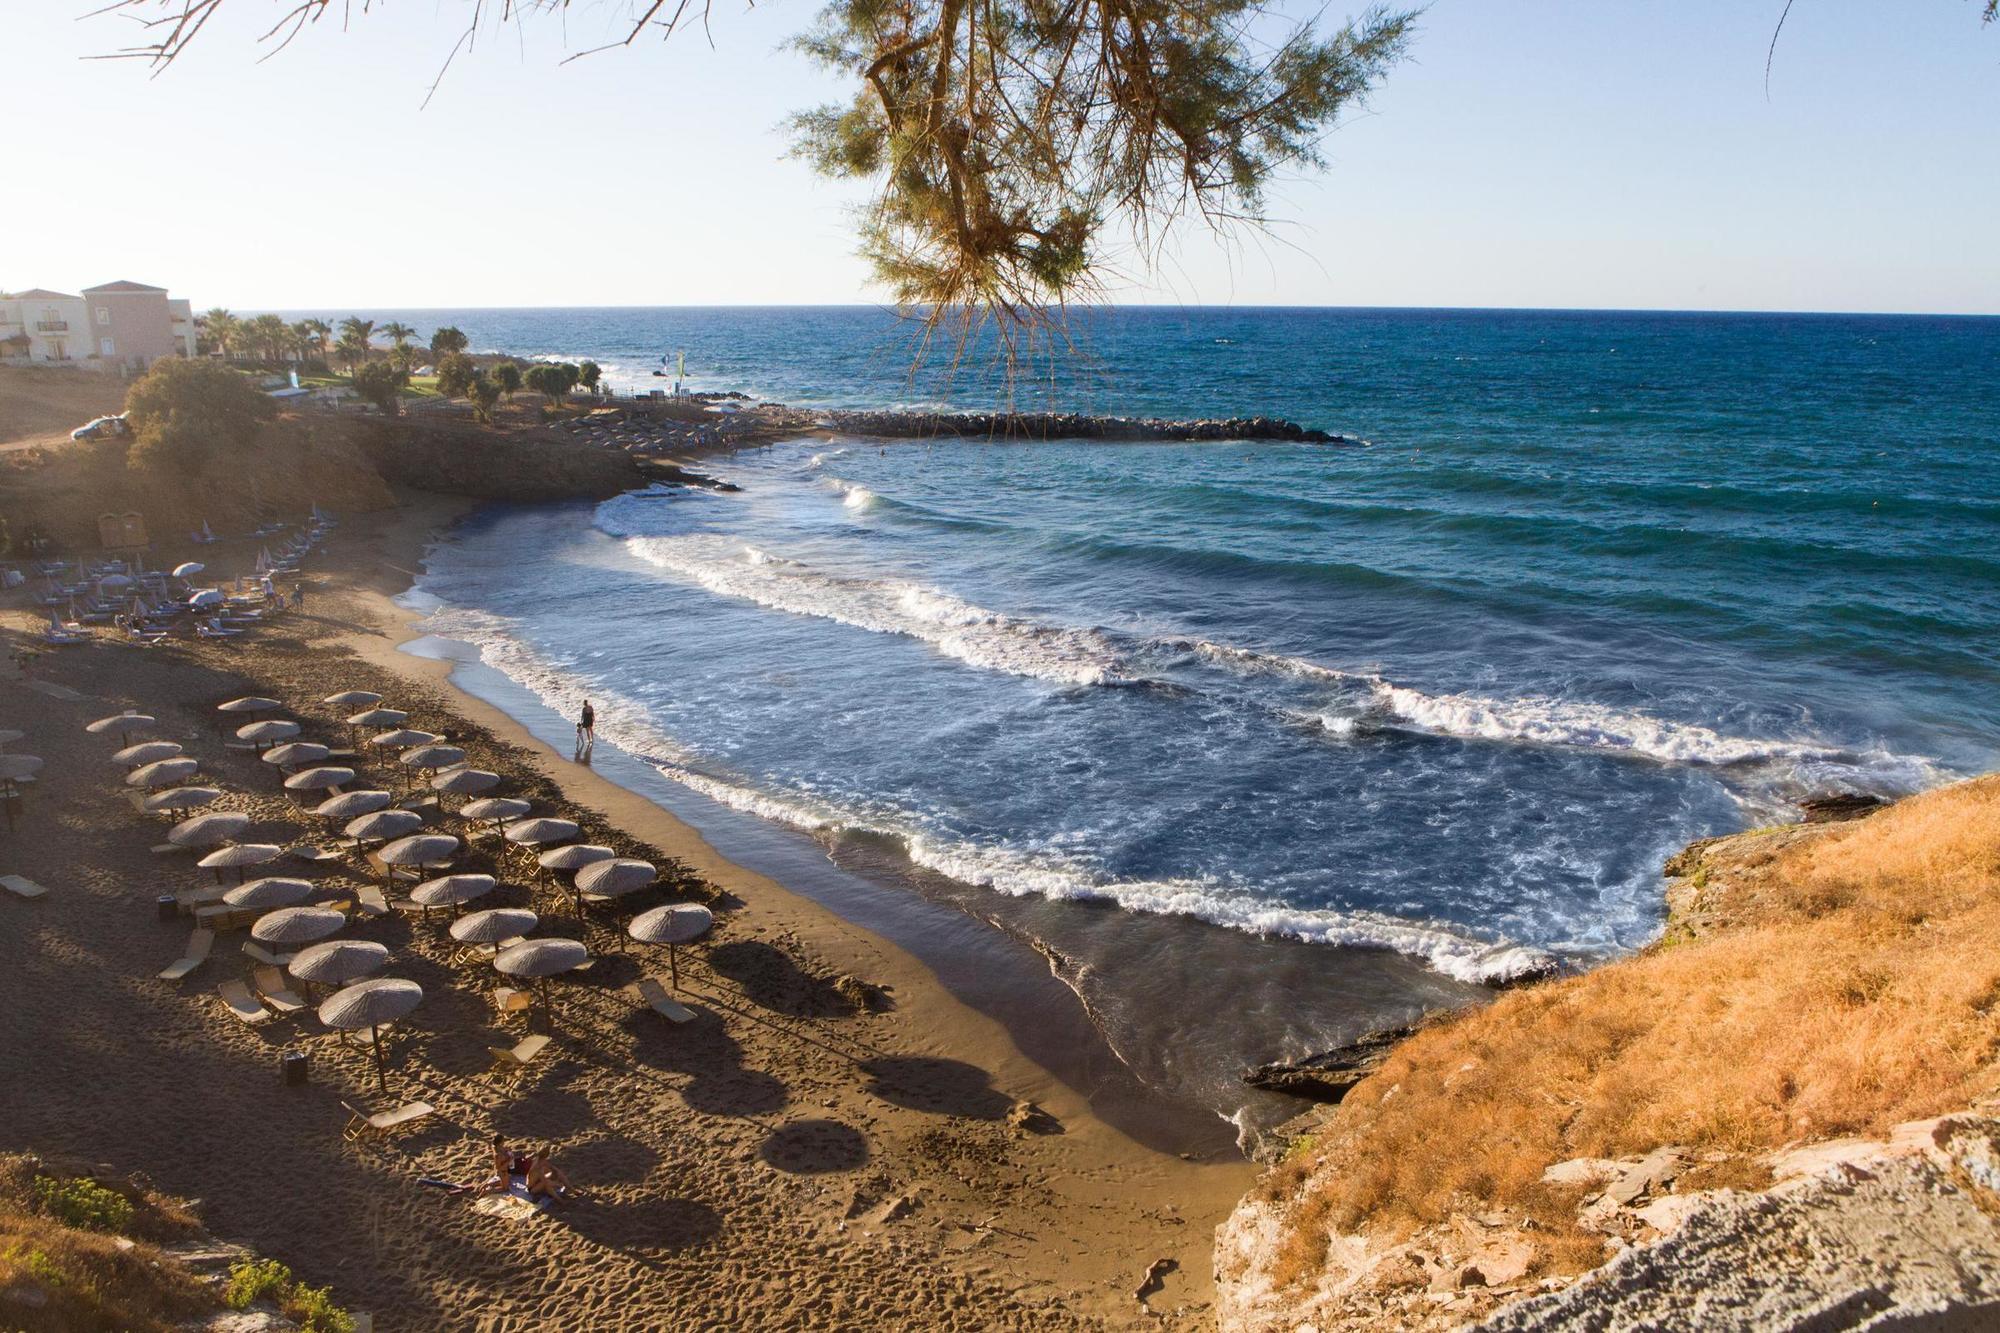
32 1175 134 1234
224 1257 292 1310
124 357 274 476
286 1280 356 1333
225 1256 355 1331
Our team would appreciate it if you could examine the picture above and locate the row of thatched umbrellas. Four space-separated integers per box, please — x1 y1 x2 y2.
88 690 712 1091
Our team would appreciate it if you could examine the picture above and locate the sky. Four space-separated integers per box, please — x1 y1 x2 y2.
7 1 1999 313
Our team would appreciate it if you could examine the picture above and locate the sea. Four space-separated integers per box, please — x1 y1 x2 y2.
340 306 2000 1147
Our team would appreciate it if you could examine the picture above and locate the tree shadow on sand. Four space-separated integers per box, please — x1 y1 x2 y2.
858 1057 1012 1120
563 1194 723 1258
757 1119 870 1174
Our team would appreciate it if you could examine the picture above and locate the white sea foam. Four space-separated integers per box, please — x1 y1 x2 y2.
624 536 1127 686
654 762 1555 985
839 482 877 511
805 448 850 469
1367 682 1840 766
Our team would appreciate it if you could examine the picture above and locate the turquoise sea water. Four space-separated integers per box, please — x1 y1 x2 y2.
369 306 2000 1123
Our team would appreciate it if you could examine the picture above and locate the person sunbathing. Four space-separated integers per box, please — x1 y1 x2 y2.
487 1135 530 1192
525 1145 576 1207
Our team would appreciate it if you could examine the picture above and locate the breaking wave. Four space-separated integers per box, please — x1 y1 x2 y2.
623 536 1128 686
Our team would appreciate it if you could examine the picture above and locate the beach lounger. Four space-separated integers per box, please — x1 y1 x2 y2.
340 1098 435 1142
243 941 296 968
289 845 344 864
0 875 48 900
629 976 696 1024
195 904 260 931
217 978 271 1025
159 928 214 980
352 885 389 918
176 884 228 913
252 965 306 1013
486 1034 551 1075
494 987 532 1016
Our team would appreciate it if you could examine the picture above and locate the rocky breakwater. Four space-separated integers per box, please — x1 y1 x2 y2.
817 409 1363 445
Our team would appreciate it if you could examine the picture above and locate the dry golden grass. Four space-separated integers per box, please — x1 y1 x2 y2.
1265 775 2000 1286
0 1155 213 1331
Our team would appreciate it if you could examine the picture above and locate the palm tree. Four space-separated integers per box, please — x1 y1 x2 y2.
203 308 240 360
246 313 291 364
381 321 416 349
300 317 331 362
289 321 317 364
337 317 375 377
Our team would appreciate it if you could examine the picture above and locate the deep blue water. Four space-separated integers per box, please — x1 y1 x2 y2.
392 306 1999 1112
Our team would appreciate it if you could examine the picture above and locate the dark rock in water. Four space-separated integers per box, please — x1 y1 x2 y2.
1242 1024 1418 1103
1799 792 1887 823
815 408 1356 445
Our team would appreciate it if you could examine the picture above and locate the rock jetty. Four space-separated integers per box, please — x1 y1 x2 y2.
815 409 1361 445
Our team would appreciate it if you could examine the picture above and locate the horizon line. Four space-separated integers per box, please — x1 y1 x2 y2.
234 301 2000 320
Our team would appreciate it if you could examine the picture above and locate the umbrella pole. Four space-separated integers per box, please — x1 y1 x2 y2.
372 1023 387 1093
669 942 679 990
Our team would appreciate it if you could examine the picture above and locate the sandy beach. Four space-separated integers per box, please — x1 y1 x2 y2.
0 491 1253 1331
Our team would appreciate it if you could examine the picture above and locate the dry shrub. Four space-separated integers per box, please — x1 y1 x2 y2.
1270 775 2000 1283
0 1156 214 1332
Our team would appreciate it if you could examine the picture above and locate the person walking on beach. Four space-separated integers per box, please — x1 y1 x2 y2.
574 700 595 760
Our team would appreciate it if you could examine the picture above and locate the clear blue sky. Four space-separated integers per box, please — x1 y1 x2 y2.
9 1 1998 312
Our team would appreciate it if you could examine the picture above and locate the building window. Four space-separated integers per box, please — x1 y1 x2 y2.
100 337 115 357
96 308 110 325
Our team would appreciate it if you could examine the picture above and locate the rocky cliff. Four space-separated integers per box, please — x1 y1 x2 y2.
1214 776 2000 1330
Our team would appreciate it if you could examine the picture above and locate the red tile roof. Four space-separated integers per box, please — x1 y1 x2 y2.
83 280 169 294
9 288 80 301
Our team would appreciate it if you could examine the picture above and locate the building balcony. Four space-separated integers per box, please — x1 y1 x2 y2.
35 320 69 332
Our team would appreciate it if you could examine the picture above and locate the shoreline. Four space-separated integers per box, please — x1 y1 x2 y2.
0 489 1255 1329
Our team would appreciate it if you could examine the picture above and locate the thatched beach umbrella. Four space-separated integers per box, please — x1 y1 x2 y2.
494 938 589 1030
431 768 499 799
168 811 251 849
627 903 713 988
504 817 579 851
288 939 389 993
461 798 530 837
262 742 330 771
87 712 155 745
343 707 406 747
219 696 283 715
400 744 465 773
0 755 41 783
317 790 391 820
144 786 222 815
197 842 281 884
128 757 198 789
345 809 423 849
537 844 614 896
171 561 204 580
236 719 300 750
283 765 355 794
369 728 438 750
318 978 423 1092
410 873 496 915
223 877 314 910
111 740 183 768
323 690 383 709
378 833 459 882
450 907 537 956
573 856 656 923
253 905 346 944
347 708 407 729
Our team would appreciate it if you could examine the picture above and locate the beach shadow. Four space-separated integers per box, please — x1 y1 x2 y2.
681 1067 789 1118
858 1056 1012 1120
704 940 855 1018
566 1194 721 1257
492 1084 596 1139
757 1119 870 1174
557 1135 661 1185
